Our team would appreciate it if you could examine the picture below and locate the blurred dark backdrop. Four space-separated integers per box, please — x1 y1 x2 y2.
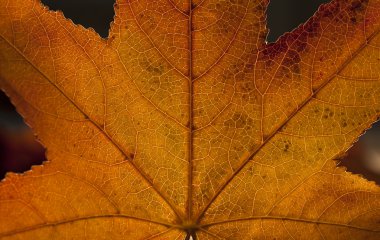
0 0 379 184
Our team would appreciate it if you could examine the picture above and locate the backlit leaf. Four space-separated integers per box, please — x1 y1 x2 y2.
0 0 379 239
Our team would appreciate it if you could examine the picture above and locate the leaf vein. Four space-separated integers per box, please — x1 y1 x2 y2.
0 33 184 222
196 25 380 222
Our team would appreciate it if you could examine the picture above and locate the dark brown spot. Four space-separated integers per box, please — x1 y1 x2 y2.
288 49 301 63
303 21 319 37
284 143 290 152
320 1 340 18
237 81 255 93
245 63 254 71
340 192 358 204
224 113 253 129
350 0 364 12
282 140 292 153
140 58 164 76
295 40 307 53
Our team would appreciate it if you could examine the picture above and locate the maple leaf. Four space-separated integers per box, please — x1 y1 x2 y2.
0 0 380 239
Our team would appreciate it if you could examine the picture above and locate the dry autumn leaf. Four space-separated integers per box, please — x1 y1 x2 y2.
0 0 380 239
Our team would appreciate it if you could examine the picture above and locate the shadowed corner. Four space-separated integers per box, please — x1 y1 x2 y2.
266 0 331 43
0 91 46 180
338 121 380 185
0 0 116 179
39 0 116 38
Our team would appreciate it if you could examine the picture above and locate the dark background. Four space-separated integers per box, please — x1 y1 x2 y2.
0 0 379 184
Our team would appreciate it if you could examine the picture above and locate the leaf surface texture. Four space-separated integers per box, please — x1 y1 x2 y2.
0 0 380 239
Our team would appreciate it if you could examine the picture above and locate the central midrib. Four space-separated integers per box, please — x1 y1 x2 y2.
187 0 195 223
